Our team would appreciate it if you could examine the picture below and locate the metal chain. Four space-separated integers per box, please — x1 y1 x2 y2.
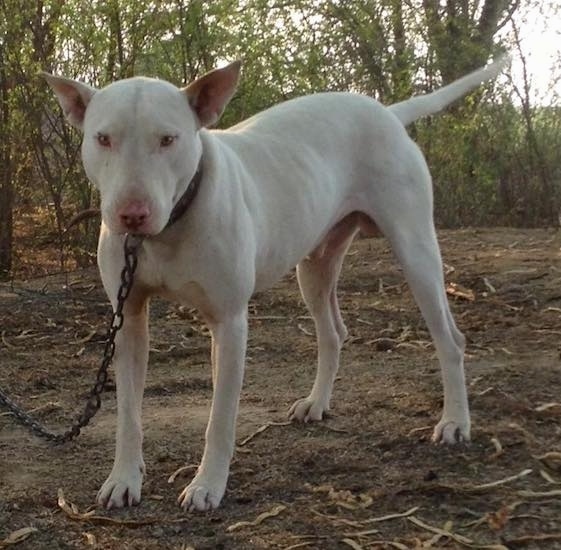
0 234 143 444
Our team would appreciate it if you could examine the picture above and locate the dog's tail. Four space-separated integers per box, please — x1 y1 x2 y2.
389 55 510 126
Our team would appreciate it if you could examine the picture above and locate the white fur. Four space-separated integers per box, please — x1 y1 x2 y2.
44 56 507 511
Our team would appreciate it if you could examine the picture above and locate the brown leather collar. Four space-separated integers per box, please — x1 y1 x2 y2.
165 158 203 229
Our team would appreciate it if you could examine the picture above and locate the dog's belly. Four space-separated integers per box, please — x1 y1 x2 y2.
252 211 378 292
252 217 342 292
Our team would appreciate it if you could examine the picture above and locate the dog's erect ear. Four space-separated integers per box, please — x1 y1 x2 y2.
183 61 241 127
41 73 97 130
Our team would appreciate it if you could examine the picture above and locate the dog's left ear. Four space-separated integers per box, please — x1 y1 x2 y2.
183 61 241 127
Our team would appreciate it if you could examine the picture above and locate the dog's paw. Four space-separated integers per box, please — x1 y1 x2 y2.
177 473 226 512
432 418 471 445
97 466 144 509
289 396 328 422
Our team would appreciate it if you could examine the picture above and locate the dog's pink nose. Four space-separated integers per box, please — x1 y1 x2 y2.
118 201 151 232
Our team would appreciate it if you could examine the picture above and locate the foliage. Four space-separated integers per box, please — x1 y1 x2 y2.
0 0 560 278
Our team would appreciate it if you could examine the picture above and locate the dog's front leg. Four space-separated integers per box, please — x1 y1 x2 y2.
178 310 248 511
97 301 149 508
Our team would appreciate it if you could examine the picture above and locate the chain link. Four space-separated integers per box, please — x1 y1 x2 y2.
0 234 143 444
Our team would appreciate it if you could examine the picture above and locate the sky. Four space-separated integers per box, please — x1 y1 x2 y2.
508 3 561 104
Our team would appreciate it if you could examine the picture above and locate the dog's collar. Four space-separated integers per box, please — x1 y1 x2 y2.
165 158 203 229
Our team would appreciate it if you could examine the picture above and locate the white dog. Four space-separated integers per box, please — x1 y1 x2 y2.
43 56 507 511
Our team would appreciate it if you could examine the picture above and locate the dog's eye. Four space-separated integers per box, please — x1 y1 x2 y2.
160 135 176 147
96 133 111 148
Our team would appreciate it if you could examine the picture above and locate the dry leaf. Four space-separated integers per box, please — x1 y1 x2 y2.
0 527 38 547
446 282 475 301
57 488 190 527
487 505 511 531
310 485 372 510
83 532 96 546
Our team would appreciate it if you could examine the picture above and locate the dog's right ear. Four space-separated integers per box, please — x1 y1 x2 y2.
41 73 97 130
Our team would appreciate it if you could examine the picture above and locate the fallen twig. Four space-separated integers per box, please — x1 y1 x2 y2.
469 469 532 491
407 516 508 549
57 489 190 527
535 402 561 413
516 489 561 498
297 323 313 336
407 426 432 437
408 516 472 545
540 469 561 484
283 542 317 550
75 329 98 344
226 504 286 532
250 315 289 320
320 424 349 434
27 401 62 415
1 331 15 349
167 464 198 483
343 527 380 537
489 437 504 460
369 542 409 549
361 506 419 524
237 421 292 447
535 451 561 472
463 502 522 530
504 533 561 546
341 539 363 550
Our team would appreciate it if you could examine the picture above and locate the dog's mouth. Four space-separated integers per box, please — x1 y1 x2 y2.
105 161 203 237
113 200 157 235
101 206 160 237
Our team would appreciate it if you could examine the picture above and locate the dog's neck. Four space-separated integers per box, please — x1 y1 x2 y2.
165 158 203 229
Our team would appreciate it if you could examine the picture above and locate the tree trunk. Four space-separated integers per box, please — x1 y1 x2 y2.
390 0 412 101
424 0 516 84
0 41 14 279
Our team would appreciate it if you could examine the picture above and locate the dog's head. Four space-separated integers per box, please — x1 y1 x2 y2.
43 62 241 235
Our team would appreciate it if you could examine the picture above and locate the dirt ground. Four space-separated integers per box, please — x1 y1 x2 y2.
1 227 561 549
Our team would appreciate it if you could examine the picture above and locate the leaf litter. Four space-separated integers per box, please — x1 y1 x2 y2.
2 228 561 548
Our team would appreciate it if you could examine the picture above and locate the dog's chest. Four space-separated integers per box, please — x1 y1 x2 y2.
133 242 217 320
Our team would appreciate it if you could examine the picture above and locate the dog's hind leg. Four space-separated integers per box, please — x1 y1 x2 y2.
393 228 469 443
369 178 470 444
289 215 359 422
